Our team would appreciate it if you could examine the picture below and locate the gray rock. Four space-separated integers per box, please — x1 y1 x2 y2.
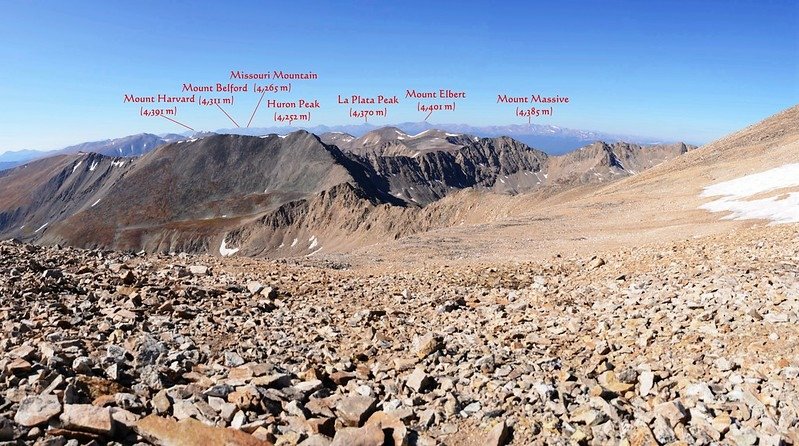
224 351 245 367
0 416 14 441
638 370 655 396
652 416 676 444
293 379 324 398
14 394 61 427
247 281 264 294
72 356 93 374
189 265 209 276
335 394 377 427
463 401 481 414
106 344 128 363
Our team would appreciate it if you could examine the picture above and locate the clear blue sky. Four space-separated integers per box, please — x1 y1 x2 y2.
0 0 796 152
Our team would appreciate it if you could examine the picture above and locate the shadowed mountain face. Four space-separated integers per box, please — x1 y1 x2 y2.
0 128 693 256
348 135 549 204
333 128 694 200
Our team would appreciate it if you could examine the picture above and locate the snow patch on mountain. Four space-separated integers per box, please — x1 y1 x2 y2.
700 163 799 224
219 236 240 256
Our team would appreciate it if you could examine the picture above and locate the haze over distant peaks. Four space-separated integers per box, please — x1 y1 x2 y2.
0 133 189 171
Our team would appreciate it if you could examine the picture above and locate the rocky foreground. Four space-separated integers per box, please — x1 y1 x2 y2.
0 225 798 445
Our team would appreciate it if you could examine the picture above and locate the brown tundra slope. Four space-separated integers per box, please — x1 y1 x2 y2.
357 105 798 268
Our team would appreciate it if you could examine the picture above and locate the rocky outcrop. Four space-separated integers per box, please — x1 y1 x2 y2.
355 136 548 204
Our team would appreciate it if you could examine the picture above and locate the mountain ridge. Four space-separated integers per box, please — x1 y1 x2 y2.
0 120 685 173
0 126 695 257
220 121 676 154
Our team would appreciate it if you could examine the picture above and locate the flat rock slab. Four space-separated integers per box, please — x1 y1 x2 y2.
60 404 113 435
14 394 61 427
330 424 384 446
189 265 209 276
136 414 273 446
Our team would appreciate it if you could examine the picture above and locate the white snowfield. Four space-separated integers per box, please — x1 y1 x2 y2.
700 163 799 224
411 130 432 138
308 235 319 250
219 236 240 257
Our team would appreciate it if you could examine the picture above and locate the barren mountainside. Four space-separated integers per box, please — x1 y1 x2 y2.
0 127 694 256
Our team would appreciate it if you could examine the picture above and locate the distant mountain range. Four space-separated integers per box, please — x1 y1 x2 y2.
0 127 692 256
0 149 50 172
0 133 186 171
0 121 677 173
0 149 44 163
218 121 672 154
55 132 186 157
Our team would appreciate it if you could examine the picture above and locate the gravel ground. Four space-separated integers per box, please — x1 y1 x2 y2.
1 224 798 445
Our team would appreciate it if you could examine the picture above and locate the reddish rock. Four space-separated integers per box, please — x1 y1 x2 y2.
136 415 273 446
330 424 384 446
60 404 114 435
365 411 408 446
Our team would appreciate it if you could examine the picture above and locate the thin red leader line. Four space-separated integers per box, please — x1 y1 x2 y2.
424 110 433 121
161 115 195 131
247 91 266 128
217 103 240 128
